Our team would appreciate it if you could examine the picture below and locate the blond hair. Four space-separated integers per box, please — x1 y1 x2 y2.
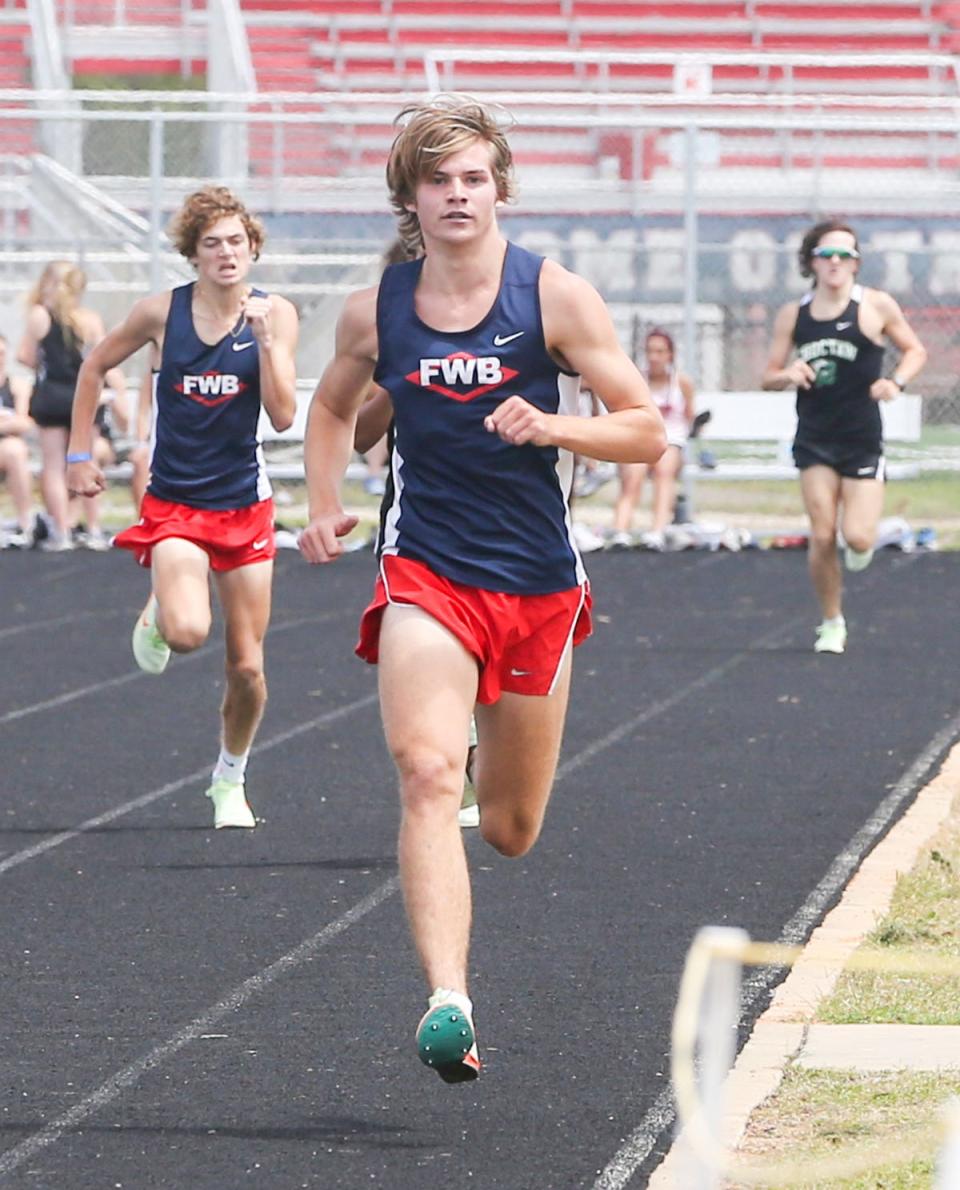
386 96 515 255
26 260 87 343
168 185 265 262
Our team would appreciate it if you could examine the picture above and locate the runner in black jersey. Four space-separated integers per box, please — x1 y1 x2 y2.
762 220 926 654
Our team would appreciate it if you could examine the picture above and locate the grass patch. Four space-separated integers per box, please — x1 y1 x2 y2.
727 784 960 1186
728 1068 960 1189
820 823 960 1026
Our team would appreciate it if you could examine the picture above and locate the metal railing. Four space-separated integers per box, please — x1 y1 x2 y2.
0 87 958 420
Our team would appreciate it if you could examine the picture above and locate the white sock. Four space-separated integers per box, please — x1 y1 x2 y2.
822 614 846 628
213 746 249 784
429 987 473 1018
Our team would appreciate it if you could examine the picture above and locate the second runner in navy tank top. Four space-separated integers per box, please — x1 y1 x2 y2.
149 282 271 510
373 242 585 595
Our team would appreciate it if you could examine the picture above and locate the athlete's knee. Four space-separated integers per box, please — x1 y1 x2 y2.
843 526 873 553
809 524 838 553
225 655 266 695
480 807 543 858
395 744 461 813
160 608 210 653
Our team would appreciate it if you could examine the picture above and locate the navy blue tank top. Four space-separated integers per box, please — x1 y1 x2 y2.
148 283 271 510
373 241 585 594
792 285 885 449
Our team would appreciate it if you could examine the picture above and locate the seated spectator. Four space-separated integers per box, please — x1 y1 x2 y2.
0 332 36 548
609 328 695 550
17 261 125 551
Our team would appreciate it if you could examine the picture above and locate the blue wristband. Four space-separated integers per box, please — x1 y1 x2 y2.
66 451 92 464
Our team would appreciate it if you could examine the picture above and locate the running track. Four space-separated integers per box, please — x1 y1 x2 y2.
1 547 958 1189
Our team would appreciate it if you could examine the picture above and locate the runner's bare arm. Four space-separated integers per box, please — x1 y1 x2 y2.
868 290 927 402
299 287 379 563
761 302 814 390
354 384 394 454
244 292 298 432
484 262 666 463
67 293 169 496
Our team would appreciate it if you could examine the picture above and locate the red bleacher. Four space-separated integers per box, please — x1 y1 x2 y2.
0 1 33 157
7 1 952 183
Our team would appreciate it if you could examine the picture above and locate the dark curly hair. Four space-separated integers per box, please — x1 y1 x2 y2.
168 185 265 263
798 220 860 279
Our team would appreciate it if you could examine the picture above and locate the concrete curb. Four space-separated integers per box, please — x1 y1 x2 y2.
648 740 960 1188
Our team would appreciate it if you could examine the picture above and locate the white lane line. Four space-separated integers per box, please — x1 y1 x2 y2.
557 610 806 783
0 610 346 726
0 611 113 641
0 556 930 1175
0 692 379 877
591 710 960 1190
0 605 807 1166
0 875 401 1178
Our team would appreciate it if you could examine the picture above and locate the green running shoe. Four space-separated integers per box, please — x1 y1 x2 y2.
814 619 847 654
416 989 480 1083
206 778 256 829
844 545 874 572
131 594 171 674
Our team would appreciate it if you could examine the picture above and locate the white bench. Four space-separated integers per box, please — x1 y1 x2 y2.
101 386 922 484
691 390 922 479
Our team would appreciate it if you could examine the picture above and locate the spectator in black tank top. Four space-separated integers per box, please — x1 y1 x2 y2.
762 220 927 655
0 332 36 548
17 261 126 550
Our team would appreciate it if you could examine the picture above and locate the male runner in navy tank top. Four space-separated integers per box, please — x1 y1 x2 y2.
299 97 667 1084
762 220 925 655
66 186 298 829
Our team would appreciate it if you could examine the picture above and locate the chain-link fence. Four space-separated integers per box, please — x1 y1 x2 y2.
1 89 959 419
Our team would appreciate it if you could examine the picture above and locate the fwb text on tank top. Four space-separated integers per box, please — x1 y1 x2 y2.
373 242 585 595
148 282 271 510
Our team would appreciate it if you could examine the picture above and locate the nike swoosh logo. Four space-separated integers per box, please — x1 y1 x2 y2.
836 322 852 331
493 331 524 347
232 340 255 352
510 667 532 677
252 538 269 550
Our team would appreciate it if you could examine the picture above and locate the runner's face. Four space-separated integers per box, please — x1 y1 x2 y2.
411 140 500 245
811 230 859 291
192 215 252 286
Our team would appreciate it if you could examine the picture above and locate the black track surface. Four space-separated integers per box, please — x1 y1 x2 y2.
1 548 958 1189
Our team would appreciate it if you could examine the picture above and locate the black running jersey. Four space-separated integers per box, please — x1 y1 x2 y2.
36 318 84 389
792 285 885 449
